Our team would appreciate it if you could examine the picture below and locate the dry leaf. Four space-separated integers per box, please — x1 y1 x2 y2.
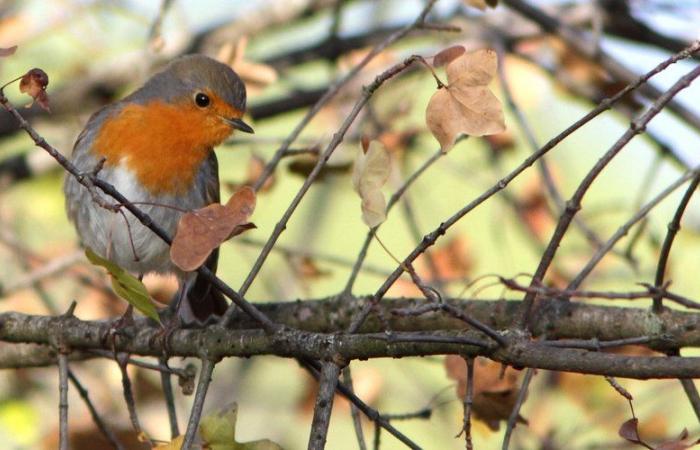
445 356 526 431
352 140 390 227
19 67 50 111
0 45 17 57
170 187 256 271
426 49 505 151
433 45 466 67
619 418 643 444
656 429 700 450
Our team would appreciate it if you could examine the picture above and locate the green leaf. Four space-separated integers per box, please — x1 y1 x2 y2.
200 403 283 450
84 248 160 323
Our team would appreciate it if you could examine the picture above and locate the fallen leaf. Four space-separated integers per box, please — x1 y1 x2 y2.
445 356 526 431
433 45 466 67
351 140 391 227
0 45 17 57
85 248 160 323
19 67 50 111
170 187 256 272
426 49 505 151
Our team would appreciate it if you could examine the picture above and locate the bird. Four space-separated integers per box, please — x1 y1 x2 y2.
64 54 253 322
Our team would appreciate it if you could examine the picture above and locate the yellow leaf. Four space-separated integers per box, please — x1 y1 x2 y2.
85 248 160 322
425 49 505 151
351 141 390 228
199 403 284 450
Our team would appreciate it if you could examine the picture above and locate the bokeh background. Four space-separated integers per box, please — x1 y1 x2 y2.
1 0 700 448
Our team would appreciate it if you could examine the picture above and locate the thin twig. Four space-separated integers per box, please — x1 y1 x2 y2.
68 370 125 450
116 353 151 446
182 358 217 449
567 166 700 292
346 41 700 335
519 63 700 329
501 367 534 450
251 0 442 192
160 356 180 439
308 362 341 450
58 353 69 450
301 359 422 450
462 357 474 450
652 172 700 313
226 53 428 325
342 366 367 450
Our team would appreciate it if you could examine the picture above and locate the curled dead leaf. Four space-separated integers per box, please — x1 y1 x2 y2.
426 49 505 151
352 140 390 228
19 68 50 111
170 187 256 272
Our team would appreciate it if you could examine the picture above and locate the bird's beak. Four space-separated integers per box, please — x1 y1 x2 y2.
224 117 254 134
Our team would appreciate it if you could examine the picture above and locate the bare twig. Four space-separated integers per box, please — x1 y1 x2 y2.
567 166 700 292
182 358 217 449
160 356 180 439
346 41 700 335
68 370 125 450
308 362 341 450
501 367 534 450
250 0 442 192
462 357 474 450
225 53 429 325
116 353 150 446
652 172 700 313
342 366 367 450
58 353 69 450
519 63 700 329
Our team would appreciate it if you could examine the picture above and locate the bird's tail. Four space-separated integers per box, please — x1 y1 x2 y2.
180 248 228 323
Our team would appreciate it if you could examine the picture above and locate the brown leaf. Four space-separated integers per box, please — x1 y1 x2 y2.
352 140 391 227
0 45 17 57
445 356 526 431
433 45 466 67
656 428 700 450
170 187 256 271
619 418 643 444
426 49 505 151
19 68 50 111
287 156 352 180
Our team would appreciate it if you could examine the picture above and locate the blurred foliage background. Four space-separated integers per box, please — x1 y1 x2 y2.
1 0 700 448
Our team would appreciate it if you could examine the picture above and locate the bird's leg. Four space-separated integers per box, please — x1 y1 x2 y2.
155 276 194 354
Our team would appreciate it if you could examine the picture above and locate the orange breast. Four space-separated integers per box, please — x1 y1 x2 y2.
93 99 233 195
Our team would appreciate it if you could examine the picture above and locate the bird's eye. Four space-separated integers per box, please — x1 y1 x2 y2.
195 92 210 107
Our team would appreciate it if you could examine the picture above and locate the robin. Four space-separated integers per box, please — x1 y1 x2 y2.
64 54 253 322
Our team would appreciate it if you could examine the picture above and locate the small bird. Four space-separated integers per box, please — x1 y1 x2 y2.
64 54 253 321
